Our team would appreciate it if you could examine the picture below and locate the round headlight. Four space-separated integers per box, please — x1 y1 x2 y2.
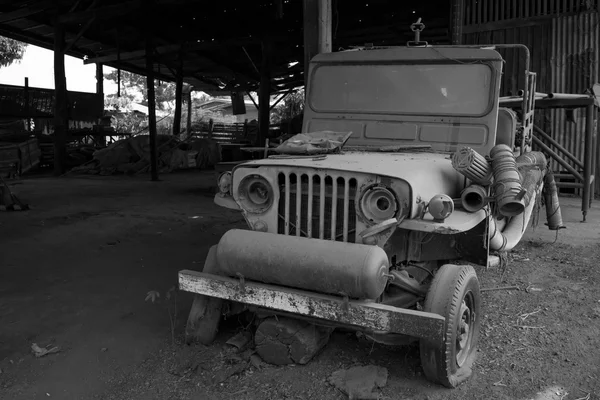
217 172 232 194
238 175 274 213
360 186 398 223
428 194 454 221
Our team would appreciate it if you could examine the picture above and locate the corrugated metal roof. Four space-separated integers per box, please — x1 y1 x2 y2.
0 0 452 95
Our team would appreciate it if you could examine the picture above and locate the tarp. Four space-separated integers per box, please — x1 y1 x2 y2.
274 131 352 155
71 135 221 175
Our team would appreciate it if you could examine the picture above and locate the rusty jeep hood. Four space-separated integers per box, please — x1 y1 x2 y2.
236 152 464 215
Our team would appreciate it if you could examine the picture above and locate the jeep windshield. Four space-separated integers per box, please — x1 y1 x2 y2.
309 63 493 116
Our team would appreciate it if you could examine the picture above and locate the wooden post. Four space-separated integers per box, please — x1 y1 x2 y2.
96 63 106 146
145 33 159 181
208 118 214 140
24 77 31 132
96 63 104 103
303 0 332 88
116 31 121 97
595 107 599 201
582 104 594 221
186 91 192 136
258 40 272 146
303 0 318 88
451 0 465 45
53 21 68 176
173 58 183 136
318 0 332 54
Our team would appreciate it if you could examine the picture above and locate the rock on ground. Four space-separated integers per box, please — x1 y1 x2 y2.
328 365 388 400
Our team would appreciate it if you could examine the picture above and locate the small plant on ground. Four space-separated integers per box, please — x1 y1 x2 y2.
145 286 179 347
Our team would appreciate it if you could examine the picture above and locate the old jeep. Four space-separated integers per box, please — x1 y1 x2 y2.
179 26 560 388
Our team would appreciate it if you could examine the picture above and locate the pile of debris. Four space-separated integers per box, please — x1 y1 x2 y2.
70 134 220 175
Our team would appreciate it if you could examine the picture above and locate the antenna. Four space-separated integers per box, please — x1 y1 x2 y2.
407 18 428 47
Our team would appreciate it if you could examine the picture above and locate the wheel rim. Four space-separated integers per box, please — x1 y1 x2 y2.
455 291 476 367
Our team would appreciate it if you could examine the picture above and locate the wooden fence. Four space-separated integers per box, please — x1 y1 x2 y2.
190 119 286 144
0 83 103 123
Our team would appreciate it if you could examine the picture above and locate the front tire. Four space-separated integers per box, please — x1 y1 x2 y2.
419 264 481 388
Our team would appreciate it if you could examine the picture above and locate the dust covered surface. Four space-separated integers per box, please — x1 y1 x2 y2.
0 173 598 400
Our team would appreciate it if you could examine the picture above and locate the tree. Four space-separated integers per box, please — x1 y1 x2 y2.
0 36 27 68
270 89 305 124
104 69 177 111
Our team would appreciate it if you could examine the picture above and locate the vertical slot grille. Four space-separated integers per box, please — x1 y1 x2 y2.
277 172 357 242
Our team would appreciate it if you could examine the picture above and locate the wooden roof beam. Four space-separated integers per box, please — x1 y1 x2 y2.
64 15 96 53
0 1 55 23
0 24 91 58
188 55 254 86
84 43 177 64
83 37 257 65
57 0 141 24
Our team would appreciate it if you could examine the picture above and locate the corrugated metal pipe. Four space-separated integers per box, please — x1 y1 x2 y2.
488 191 537 251
542 171 565 230
451 146 493 185
490 144 525 217
488 151 548 252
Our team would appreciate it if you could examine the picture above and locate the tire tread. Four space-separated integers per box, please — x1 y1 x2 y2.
420 264 481 388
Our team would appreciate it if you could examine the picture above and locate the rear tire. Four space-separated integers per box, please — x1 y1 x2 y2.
419 264 481 388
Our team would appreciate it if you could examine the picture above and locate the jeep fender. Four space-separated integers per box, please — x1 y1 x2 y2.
214 193 240 210
398 209 487 234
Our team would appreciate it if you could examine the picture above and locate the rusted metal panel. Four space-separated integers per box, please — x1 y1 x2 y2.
463 0 599 24
550 12 600 195
463 22 552 95
178 270 446 343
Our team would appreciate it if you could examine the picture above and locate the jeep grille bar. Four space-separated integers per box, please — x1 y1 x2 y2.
277 172 358 243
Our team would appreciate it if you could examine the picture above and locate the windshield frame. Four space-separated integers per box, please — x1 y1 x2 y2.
307 61 498 118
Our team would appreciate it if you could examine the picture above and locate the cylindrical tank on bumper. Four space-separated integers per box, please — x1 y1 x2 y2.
215 229 390 299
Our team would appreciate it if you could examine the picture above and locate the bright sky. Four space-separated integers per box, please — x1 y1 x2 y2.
0 44 118 94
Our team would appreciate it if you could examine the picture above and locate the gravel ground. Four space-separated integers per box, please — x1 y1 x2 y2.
0 172 598 400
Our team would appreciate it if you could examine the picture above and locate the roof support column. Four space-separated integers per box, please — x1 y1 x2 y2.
96 62 106 146
450 0 464 45
53 20 68 176
186 91 193 137
303 0 332 88
145 32 159 181
173 56 183 136
258 40 272 147
318 0 332 54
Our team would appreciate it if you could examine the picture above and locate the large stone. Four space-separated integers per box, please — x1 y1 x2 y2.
328 365 388 400
254 317 332 365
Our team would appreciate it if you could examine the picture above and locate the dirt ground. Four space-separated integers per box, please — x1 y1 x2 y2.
0 171 599 400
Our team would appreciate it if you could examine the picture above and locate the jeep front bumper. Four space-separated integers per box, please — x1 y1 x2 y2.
178 269 446 343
